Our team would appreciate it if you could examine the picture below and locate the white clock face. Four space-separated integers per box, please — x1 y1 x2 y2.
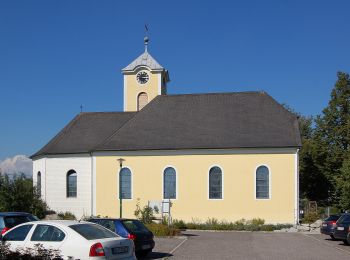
136 71 149 84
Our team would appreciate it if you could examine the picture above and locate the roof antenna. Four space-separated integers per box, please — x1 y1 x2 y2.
80 105 83 113
144 24 149 52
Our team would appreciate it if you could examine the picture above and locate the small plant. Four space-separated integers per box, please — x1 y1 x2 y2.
172 219 187 229
134 198 154 224
57 211 76 220
302 212 319 224
146 223 181 237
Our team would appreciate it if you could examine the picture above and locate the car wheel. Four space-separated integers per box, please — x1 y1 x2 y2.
343 239 350 245
346 234 350 245
330 234 336 240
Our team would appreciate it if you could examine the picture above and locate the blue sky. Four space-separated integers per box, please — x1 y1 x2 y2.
0 0 349 161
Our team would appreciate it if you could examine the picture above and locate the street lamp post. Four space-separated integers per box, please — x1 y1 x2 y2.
117 158 125 218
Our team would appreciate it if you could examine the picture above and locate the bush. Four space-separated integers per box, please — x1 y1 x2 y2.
0 173 48 219
170 218 292 232
302 212 319 224
146 223 181 237
57 211 76 220
134 199 154 224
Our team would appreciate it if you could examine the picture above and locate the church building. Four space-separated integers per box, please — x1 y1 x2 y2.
31 38 301 224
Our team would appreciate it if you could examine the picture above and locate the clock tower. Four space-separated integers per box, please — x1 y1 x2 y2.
122 37 170 112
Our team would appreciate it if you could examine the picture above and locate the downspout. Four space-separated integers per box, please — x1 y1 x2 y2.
90 152 94 217
295 148 300 225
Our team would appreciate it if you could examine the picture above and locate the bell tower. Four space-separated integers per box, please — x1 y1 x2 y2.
122 37 170 112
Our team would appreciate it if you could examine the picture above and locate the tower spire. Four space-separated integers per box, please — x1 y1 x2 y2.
144 24 149 52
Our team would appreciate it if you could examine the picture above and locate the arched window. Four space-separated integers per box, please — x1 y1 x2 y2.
163 167 176 199
209 166 222 199
137 92 148 111
256 166 269 199
37 172 41 196
67 170 77 198
119 168 132 199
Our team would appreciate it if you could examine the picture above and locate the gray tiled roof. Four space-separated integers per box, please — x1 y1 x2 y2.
31 92 301 158
31 112 136 158
122 51 164 72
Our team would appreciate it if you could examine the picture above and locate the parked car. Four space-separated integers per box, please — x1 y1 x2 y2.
88 218 155 257
0 212 39 235
333 213 350 245
320 214 342 240
0 220 136 260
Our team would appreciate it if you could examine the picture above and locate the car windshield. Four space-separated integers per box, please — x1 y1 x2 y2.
4 215 38 228
122 220 149 233
337 214 350 224
324 215 340 221
69 224 117 240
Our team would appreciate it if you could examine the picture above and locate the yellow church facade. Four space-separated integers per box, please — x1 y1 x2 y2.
31 38 301 224
95 149 298 224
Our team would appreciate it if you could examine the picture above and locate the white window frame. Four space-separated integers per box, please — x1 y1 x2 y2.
254 164 271 200
66 169 77 199
118 166 133 200
208 165 224 200
162 165 178 200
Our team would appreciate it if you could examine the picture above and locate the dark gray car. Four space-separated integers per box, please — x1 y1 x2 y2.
333 213 350 244
0 212 39 235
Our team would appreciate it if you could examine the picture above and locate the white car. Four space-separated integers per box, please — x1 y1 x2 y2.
0 220 136 260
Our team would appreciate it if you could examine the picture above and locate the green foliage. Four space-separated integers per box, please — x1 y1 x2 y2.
57 211 76 220
171 218 291 231
0 173 48 219
338 156 350 209
134 199 154 224
172 219 187 229
145 223 181 237
302 212 319 224
312 72 350 206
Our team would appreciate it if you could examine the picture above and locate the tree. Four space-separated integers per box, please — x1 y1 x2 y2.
0 173 48 218
338 155 350 209
313 72 350 206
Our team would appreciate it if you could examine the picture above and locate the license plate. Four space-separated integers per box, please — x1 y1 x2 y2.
142 244 151 250
322 224 327 227
337 227 344 230
112 246 129 254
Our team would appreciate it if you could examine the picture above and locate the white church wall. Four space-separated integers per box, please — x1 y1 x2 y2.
33 155 92 219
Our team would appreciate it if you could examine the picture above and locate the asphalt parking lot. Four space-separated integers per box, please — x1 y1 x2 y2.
144 231 350 260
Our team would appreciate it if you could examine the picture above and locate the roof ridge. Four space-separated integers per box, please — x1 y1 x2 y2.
164 91 266 98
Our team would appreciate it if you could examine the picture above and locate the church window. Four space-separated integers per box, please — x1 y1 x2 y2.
163 167 176 199
256 166 270 199
137 92 148 111
119 168 132 199
67 170 77 198
209 166 223 199
37 172 41 196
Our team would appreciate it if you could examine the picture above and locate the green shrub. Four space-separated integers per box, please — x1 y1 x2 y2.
0 174 48 219
146 223 181 237
134 199 154 224
172 219 187 230
302 212 319 224
168 218 292 232
57 211 76 220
